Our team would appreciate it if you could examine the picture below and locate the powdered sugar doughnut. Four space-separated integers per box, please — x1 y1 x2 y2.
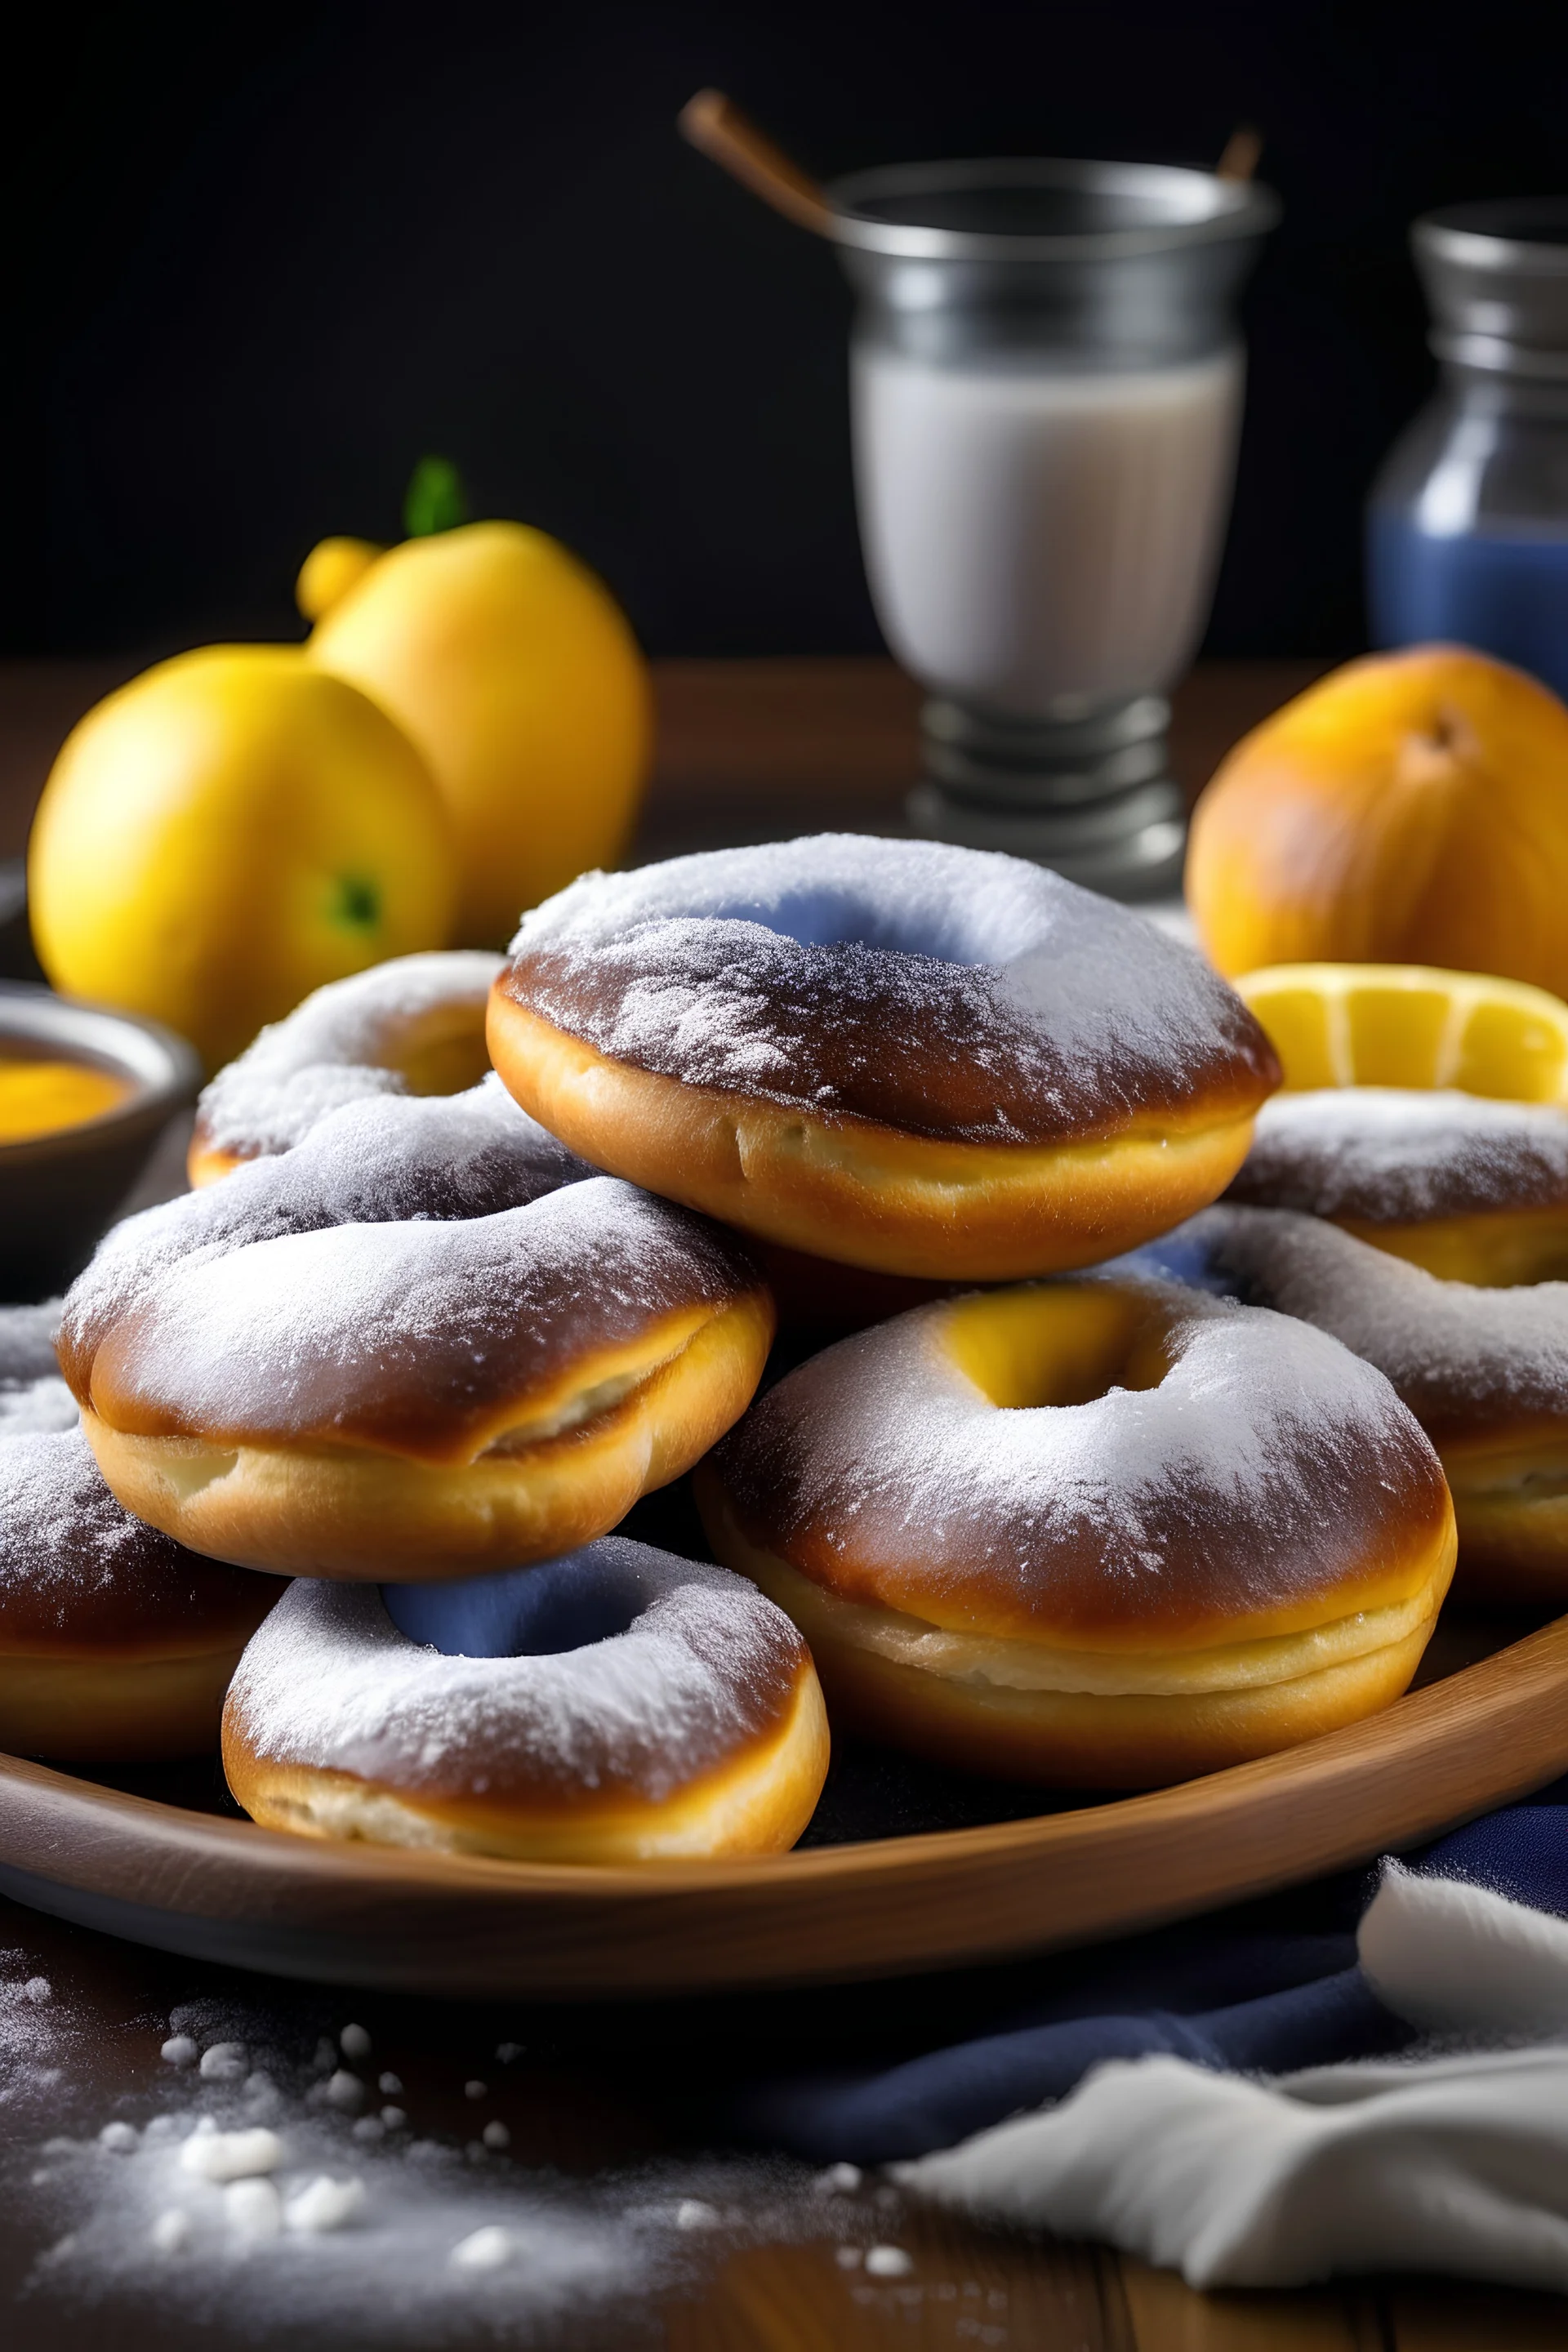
1228 1088 1568 1285
0 1422 275 1758
698 1274 1454 1786
0 1302 272 1757
189 950 501 1184
488 835 1280 1281
64 1078 589 1383
64 1089 774 1580
223 1540 829 1860
0 1299 218 1753
1152 1204 1568 1601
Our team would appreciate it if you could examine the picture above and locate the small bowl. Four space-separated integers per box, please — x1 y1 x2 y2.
0 983 200 1300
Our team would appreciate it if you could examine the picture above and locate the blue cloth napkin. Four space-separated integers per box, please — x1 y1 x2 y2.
742 1784 1568 2163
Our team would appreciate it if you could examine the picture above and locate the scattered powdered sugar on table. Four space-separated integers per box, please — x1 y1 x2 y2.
1 1956 880 2344
1229 1089 1568 1223
195 951 503 1160
17 2028 640 2336
1187 1204 1568 1430
229 1542 802 1804
505 835 1272 1142
0 1955 78 2132
715 1276 1439 1638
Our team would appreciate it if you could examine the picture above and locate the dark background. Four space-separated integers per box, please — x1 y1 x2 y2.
8 0 1566 662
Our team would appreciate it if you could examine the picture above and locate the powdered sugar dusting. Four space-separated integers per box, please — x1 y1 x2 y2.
1185 1204 1568 1431
60 1080 592 1394
715 1278 1441 1642
0 1427 266 1646
0 1299 64 1383
0 1303 268 1650
0 1301 76 1434
0 1430 152 1603
0 1379 77 1433
505 835 1274 1143
227 1540 804 1805
196 951 501 1160
90 1177 756 1449
1229 1089 1568 1223
2 1953 855 2344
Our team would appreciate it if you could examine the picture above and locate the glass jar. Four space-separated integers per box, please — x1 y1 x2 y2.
828 159 1276 897
1368 199 1568 701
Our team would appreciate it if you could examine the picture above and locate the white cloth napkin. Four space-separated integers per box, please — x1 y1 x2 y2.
894 1864 1568 2290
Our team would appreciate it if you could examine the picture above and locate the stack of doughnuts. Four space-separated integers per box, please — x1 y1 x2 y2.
35 832 1474 1839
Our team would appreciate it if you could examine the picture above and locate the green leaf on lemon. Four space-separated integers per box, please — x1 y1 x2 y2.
403 457 468 538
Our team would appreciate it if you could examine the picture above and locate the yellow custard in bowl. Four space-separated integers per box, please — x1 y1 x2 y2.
0 984 199 1297
0 1055 131 1143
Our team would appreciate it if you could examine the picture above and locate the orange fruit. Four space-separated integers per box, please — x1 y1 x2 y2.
1187 645 1568 999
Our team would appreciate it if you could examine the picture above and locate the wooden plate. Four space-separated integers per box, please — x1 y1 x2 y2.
2 1608 1566 1998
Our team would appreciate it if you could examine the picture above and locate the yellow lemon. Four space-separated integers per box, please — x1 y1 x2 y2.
1234 961 1568 1103
305 519 653 946
296 536 384 622
29 646 457 1070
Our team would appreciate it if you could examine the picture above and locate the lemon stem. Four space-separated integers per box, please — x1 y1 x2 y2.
403 457 468 537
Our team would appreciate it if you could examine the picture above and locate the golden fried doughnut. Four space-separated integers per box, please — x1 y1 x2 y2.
63 1089 773 1579
189 950 501 1184
1227 1086 1568 1283
1164 1202 1568 1603
0 1419 275 1759
698 1276 1454 1786
223 1539 828 1861
488 835 1279 1281
0 1300 272 1758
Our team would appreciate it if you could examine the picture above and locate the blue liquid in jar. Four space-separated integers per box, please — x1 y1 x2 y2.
1368 509 1568 702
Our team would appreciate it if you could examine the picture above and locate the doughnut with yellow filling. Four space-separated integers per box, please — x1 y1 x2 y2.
222 1540 829 1860
697 1275 1454 1786
488 835 1280 1281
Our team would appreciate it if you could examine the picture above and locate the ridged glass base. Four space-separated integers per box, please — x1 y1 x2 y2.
908 694 1187 900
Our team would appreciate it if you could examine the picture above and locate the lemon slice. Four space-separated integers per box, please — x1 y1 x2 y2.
1234 963 1568 1102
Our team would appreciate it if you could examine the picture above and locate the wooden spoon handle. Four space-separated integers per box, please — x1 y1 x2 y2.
678 89 835 238
1216 124 1263 183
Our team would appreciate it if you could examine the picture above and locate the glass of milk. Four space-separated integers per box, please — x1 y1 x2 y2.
828 160 1278 896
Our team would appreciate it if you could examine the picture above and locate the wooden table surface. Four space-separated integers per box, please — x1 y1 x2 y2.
0 653 1324 862
0 655 1561 2352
